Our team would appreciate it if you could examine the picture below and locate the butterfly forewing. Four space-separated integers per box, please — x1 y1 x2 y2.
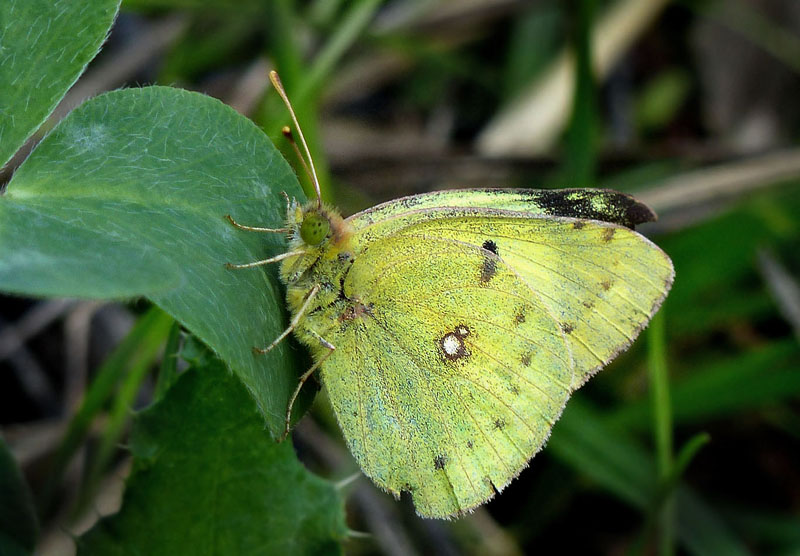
353 187 657 231
351 206 674 388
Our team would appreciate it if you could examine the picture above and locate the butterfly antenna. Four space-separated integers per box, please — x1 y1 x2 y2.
270 70 322 209
281 126 316 194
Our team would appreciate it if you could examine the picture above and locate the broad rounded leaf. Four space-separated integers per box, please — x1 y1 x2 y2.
76 361 347 555
0 0 120 167
0 87 306 436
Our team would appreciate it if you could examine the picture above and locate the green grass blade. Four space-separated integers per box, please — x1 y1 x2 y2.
39 306 173 515
154 321 182 402
550 401 751 555
675 487 753 556
564 0 598 184
76 310 174 514
298 0 384 106
648 310 675 555
608 340 800 430
550 401 655 509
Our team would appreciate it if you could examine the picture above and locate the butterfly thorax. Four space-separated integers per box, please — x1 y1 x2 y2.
279 199 366 356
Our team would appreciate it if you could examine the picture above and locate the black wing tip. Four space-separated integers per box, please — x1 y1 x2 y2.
571 188 658 229
514 188 658 229
622 195 658 228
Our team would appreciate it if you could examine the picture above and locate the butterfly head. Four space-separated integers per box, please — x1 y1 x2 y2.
289 199 351 248
279 199 353 286
299 211 329 246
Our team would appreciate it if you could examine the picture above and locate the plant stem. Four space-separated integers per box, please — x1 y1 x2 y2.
648 309 674 555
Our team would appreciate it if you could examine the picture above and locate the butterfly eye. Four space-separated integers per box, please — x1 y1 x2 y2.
300 212 330 245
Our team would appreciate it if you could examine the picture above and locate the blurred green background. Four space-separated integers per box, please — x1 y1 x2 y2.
1 0 799 554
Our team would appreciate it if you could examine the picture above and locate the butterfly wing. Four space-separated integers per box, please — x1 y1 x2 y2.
352 203 674 384
352 187 658 230
322 226 574 518
320 203 672 518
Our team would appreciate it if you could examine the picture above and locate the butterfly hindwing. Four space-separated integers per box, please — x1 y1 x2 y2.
321 232 574 517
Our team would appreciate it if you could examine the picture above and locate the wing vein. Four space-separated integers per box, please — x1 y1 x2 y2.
406 224 665 292
368 316 485 507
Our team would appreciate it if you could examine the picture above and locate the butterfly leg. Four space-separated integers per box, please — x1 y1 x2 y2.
280 191 291 216
225 249 304 270
253 284 323 354
282 337 335 441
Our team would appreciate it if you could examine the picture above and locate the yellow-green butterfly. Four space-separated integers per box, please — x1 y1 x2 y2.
226 72 674 519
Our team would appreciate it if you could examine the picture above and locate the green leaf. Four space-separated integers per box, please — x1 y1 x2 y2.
0 0 120 168
76 358 347 555
0 86 307 436
0 437 38 555
549 401 751 555
549 401 655 509
608 340 800 430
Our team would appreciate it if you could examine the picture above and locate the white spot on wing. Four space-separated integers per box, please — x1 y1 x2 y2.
442 334 461 356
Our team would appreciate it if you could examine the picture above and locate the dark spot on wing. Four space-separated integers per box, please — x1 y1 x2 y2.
573 221 586 230
482 239 498 254
561 323 574 334
521 353 531 367
467 440 474 449
480 259 497 283
480 240 499 284
493 418 506 430
516 189 657 229
583 300 594 309
601 279 613 291
602 227 616 242
434 454 447 470
510 384 519 396
514 310 526 325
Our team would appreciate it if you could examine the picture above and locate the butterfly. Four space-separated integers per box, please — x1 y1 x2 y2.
226 72 674 519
